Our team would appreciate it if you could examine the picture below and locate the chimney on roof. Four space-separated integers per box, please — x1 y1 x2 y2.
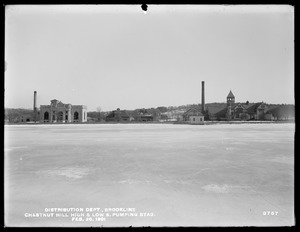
201 81 205 113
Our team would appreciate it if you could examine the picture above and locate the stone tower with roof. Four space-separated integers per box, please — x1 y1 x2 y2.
227 90 235 106
226 90 235 120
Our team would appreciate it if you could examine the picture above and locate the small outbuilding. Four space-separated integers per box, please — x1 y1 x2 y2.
183 107 205 124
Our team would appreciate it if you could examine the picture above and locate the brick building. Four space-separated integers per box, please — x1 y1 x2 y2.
213 91 270 120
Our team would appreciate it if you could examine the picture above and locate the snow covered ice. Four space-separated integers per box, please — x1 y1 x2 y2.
4 123 295 227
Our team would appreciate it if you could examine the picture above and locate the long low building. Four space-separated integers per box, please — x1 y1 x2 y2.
40 99 87 123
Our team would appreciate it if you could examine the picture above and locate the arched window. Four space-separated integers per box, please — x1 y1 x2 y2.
44 112 49 120
74 112 79 120
57 111 63 122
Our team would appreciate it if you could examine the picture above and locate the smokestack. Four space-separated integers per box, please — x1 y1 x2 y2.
201 81 205 113
33 91 37 111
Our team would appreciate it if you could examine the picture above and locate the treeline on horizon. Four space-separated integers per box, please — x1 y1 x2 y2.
5 102 295 122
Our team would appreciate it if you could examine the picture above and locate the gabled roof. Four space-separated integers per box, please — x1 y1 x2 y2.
206 105 225 115
183 107 203 116
208 102 268 117
244 102 263 114
233 103 246 110
227 90 235 98
214 107 228 117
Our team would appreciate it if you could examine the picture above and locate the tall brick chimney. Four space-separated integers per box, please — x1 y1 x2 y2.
33 91 37 122
33 91 37 111
201 81 205 113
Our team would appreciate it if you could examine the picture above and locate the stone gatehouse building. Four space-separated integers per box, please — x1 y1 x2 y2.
40 99 87 123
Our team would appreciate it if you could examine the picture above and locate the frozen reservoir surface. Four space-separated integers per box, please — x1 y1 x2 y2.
5 123 294 227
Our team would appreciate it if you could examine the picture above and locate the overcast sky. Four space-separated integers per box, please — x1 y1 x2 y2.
5 5 294 111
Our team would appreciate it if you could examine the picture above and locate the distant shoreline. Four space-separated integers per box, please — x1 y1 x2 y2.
4 120 295 126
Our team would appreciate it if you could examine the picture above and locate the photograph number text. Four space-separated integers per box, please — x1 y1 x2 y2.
263 211 279 216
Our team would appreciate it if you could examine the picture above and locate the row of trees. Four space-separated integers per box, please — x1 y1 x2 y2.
267 105 295 120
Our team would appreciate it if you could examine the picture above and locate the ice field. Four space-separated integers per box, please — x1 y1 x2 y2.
4 123 295 227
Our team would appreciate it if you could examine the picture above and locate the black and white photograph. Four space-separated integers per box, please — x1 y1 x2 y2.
4 5 294 227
